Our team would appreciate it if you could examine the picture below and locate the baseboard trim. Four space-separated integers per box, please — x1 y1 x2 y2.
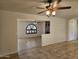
42 40 66 46
0 51 17 57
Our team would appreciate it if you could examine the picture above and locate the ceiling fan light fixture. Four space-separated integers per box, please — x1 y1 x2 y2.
37 0 71 17
46 10 50 16
52 11 56 16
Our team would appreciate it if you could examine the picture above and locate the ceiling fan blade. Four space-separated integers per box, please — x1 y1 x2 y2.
52 0 62 8
52 1 58 8
58 6 71 10
37 10 47 14
36 7 45 9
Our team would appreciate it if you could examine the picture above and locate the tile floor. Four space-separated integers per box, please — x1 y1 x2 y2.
0 40 77 59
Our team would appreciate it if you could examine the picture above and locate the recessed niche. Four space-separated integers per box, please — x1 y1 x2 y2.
45 21 50 34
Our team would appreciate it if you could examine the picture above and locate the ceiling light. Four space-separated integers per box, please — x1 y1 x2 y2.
46 10 50 16
52 11 56 16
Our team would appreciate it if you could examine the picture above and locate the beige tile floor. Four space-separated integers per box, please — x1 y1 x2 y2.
0 40 77 59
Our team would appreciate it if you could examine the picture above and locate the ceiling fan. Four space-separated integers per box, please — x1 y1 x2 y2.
37 0 71 17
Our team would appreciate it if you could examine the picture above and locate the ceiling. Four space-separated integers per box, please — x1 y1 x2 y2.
0 0 78 19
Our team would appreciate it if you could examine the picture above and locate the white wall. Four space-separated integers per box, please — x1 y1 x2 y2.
37 22 45 34
42 17 67 46
0 13 2 55
0 11 17 56
68 18 78 41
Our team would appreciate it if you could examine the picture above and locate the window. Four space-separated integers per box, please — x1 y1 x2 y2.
26 24 37 34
